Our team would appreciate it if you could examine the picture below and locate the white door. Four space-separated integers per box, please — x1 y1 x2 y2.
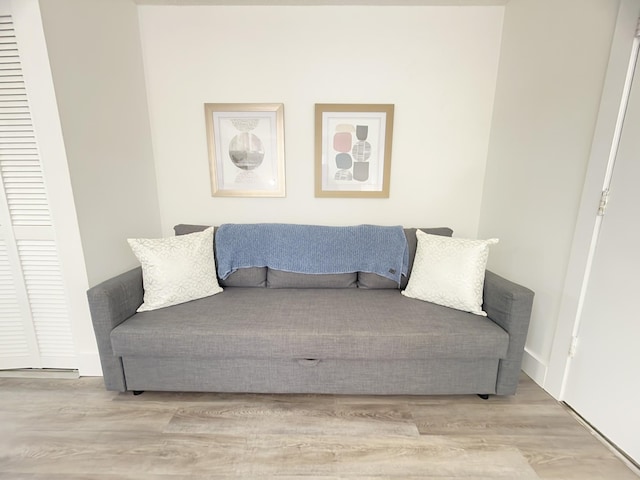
562 50 640 463
0 8 76 370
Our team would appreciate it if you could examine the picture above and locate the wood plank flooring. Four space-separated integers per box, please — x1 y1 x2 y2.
0 373 637 479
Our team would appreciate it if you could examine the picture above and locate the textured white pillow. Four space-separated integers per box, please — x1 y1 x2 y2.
128 227 222 312
402 230 498 316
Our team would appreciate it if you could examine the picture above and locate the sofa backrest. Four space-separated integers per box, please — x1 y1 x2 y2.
173 224 452 290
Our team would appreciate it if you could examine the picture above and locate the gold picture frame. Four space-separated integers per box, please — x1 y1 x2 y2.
205 103 286 197
315 103 394 198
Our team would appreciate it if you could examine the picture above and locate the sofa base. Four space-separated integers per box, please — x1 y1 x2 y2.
120 356 500 395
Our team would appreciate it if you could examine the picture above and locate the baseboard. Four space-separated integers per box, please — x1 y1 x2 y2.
77 353 103 377
0 368 79 379
521 348 548 388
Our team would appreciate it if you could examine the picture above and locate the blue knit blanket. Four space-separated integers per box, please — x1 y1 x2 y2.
215 224 409 285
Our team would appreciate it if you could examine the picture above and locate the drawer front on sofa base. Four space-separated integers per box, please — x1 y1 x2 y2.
121 356 500 395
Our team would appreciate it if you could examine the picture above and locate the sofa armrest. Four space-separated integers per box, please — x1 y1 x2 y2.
483 270 534 395
86 267 143 392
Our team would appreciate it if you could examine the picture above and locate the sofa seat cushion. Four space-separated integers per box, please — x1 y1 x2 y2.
110 288 509 361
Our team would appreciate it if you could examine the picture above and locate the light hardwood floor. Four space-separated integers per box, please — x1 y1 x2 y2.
0 373 637 479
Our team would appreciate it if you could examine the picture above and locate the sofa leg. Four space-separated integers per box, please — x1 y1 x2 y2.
477 394 490 400
132 390 144 396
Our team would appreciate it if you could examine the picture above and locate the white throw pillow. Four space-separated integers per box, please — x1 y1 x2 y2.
128 227 222 312
402 230 498 316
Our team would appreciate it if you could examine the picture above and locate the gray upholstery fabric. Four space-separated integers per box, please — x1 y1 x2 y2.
358 227 454 289
221 267 267 288
86 267 145 392
110 288 508 360
483 270 534 394
356 273 403 290
122 356 500 395
267 270 357 288
174 224 210 236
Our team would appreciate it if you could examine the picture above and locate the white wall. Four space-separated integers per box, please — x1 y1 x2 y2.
478 0 619 384
138 6 504 237
38 0 162 287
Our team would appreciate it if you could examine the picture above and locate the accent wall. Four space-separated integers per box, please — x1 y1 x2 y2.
137 5 504 238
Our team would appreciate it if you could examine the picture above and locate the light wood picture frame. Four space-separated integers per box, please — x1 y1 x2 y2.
315 103 394 198
205 103 286 197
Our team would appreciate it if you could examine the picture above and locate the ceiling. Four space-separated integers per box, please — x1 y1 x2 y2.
133 0 508 5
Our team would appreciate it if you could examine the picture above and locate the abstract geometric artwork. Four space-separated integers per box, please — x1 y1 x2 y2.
205 103 285 197
315 104 394 198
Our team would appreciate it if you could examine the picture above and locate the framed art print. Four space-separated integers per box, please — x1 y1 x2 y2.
205 103 285 197
315 104 394 198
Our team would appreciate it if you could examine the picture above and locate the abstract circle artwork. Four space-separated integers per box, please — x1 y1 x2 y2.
227 118 265 183
205 103 285 197
333 123 371 182
229 132 265 171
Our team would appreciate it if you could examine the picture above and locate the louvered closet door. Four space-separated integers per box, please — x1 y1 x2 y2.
0 13 75 370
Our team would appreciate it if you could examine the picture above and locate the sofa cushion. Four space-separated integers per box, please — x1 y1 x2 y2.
402 230 498 316
174 224 211 236
358 227 454 289
222 267 267 288
127 227 223 312
111 288 509 361
267 269 357 288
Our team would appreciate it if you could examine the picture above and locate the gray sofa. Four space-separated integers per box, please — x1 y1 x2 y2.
87 225 534 396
